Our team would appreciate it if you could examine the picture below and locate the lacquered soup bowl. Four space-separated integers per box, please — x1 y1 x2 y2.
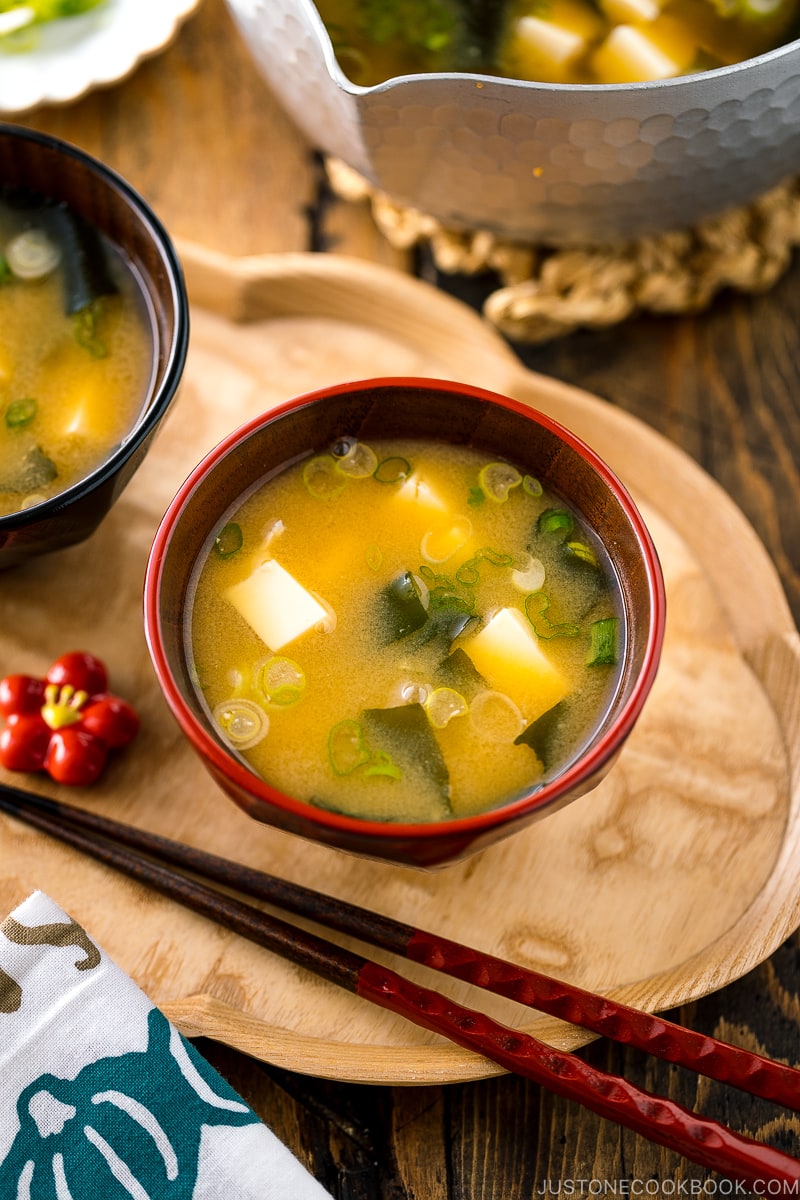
0 124 188 569
144 378 665 868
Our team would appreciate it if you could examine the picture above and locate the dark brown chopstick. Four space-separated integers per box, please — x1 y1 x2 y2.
4 781 797 1110
1 781 799 1192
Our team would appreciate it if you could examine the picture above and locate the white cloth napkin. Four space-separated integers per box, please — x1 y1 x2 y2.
0 890 333 1199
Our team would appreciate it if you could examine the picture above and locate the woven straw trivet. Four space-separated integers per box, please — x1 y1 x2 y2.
326 157 800 343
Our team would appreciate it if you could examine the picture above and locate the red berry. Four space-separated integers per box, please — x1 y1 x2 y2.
81 695 140 749
0 712 50 771
0 674 46 718
46 652 108 697
44 728 107 786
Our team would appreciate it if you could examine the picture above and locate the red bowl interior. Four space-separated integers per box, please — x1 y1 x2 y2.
144 377 665 868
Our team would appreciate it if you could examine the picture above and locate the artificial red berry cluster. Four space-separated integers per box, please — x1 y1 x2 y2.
0 651 139 786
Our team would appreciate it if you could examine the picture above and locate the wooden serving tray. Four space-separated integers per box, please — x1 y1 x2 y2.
0 245 797 1085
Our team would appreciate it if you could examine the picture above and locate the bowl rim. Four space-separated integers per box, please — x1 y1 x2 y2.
289 0 800 96
144 375 666 848
0 122 189 531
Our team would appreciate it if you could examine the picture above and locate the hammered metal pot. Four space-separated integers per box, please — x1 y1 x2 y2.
226 0 800 244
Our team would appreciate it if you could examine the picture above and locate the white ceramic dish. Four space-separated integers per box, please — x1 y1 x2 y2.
0 0 201 114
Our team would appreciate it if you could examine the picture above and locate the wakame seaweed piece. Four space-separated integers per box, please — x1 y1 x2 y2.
362 703 452 814
561 539 609 619
435 645 485 698
379 570 429 641
405 606 477 655
0 445 57 493
448 0 506 70
44 202 118 316
514 700 568 771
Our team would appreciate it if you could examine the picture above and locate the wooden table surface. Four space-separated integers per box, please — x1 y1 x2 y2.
12 1 800 1195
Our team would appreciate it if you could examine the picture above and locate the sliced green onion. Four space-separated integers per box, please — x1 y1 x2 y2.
425 686 468 728
328 718 371 775
214 521 243 558
455 547 512 586
523 474 543 496
427 587 474 612
467 485 485 508
419 564 451 588
363 750 403 780
587 617 619 666
20 492 47 509
212 699 268 750
478 461 522 502
524 591 580 639
477 546 513 567
0 255 11 285
5 396 36 429
511 553 545 593
456 558 479 586
334 438 378 478
6 227 60 280
538 508 574 536
258 656 306 707
469 689 525 744
374 455 412 484
303 454 347 500
565 540 599 568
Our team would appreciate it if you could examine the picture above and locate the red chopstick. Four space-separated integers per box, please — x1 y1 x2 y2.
1 782 798 1193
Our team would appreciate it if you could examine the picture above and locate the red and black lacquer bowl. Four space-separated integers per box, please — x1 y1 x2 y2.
144 377 665 869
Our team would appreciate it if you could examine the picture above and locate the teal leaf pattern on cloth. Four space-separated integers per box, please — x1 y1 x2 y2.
0 1008 259 1198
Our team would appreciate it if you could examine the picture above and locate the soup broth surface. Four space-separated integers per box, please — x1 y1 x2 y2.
0 190 154 516
317 0 800 85
188 437 625 824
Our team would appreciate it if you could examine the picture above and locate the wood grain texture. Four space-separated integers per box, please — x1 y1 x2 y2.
5 2 800 1188
0 250 796 1106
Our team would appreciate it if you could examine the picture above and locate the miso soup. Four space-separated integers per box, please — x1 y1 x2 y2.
317 0 800 86
0 187 154 516
187 437 625 824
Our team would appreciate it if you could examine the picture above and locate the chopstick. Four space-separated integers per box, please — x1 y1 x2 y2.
1 782 798 1191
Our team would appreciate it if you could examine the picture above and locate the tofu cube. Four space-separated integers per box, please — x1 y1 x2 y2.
225 559 329 651
504 1 604 82
592 21 696 83
513 16 588 79
396 474 448 518
599 0 661 24
463 607 569 723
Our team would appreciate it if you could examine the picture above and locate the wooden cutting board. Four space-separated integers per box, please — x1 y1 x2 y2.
0 244 796 1084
